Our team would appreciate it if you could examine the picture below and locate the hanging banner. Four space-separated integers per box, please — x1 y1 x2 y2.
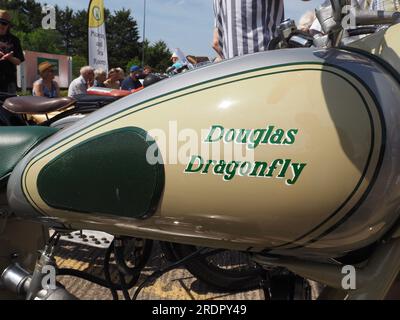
88 0 109 71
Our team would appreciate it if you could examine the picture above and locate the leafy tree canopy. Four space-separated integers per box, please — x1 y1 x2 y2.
0 0 172 75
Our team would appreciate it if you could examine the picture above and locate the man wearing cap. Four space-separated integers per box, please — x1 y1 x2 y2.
0 9 24 93
121 65 143 91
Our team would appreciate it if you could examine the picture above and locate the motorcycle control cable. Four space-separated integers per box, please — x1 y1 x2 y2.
56 242 221 300
48 231 61 246
113 237 153 300
57 240 140 298
103 240 119 300
56 268 138 291
113 237 152 278
132 247 221 300
117 270 131 300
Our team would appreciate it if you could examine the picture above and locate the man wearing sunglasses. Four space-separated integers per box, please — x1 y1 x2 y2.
0 10 24 94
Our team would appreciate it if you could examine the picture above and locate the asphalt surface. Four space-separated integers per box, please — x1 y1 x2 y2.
55 239 267 300
53 231 400 300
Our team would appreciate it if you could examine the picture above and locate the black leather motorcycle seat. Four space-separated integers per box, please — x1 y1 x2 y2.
0 126 58 182
3 96 76 115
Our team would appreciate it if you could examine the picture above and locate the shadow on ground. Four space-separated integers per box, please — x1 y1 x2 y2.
54 240 264 300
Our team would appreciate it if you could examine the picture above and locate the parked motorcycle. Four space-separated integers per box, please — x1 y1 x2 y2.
1 0 400 300
1 80 253 294
0 93 118 127
0 78 152 128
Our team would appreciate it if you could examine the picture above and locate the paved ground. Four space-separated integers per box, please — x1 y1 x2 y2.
55 239 266 300
53 230 400 300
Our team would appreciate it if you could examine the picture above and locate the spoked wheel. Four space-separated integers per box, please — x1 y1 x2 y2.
160 242 263 292
105 237 153 300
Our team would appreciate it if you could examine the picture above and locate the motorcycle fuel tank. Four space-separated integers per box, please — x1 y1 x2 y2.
7 43 400 258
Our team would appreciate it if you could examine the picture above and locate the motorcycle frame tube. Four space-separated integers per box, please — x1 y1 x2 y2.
7 46 400 258
0 219 48 298
254 233 400 300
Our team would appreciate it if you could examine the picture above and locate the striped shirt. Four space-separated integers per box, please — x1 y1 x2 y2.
214 0 285 59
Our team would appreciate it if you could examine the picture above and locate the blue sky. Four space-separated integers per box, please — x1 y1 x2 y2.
38 0 322 57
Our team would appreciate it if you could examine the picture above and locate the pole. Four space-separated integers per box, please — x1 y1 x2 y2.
142 0 146 67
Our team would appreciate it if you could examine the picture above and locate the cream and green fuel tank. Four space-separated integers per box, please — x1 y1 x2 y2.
7 26 400 259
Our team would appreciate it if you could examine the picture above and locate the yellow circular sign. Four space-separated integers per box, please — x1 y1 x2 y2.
93 6 101 21
89 1 104 28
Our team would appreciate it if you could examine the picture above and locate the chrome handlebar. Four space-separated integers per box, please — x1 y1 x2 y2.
320 0 399 34
355 10 400 26
272 1 399 50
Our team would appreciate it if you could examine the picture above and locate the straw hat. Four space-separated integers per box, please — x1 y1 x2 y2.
0 10 12 24
38 61 54 74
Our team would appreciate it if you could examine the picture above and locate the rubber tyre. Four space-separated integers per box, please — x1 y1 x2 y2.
161 242 262 292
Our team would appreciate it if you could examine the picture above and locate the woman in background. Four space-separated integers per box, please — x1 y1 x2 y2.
93 69 107 87
116 67 125 85
32 61 60 98
104 68 121 89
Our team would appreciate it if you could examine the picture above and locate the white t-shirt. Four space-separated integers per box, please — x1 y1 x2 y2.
68 76 87 98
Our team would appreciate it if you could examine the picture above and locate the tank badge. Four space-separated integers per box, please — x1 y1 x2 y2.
184 125 307 185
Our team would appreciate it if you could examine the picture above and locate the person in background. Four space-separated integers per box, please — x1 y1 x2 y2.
32 61 60 98
121 65 143 91
171 52 179 64
116 67 125 84
298 10 316 33
167 52 188 74
143 65 153 77
104 68 121 89
68 66 95 98
93 69 107 87
137 65 153 80
212 0 285 59
0 9 24 93
212 0 310 60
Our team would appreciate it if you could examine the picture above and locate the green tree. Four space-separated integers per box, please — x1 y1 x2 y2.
1 0 43 32
1 0 174 75
144 40 172 72
18 29 64 54
69 9 89 58
55 6 75 55
106 9 140 69
1 0 63 54
72 55 87 78
126 57 142 72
